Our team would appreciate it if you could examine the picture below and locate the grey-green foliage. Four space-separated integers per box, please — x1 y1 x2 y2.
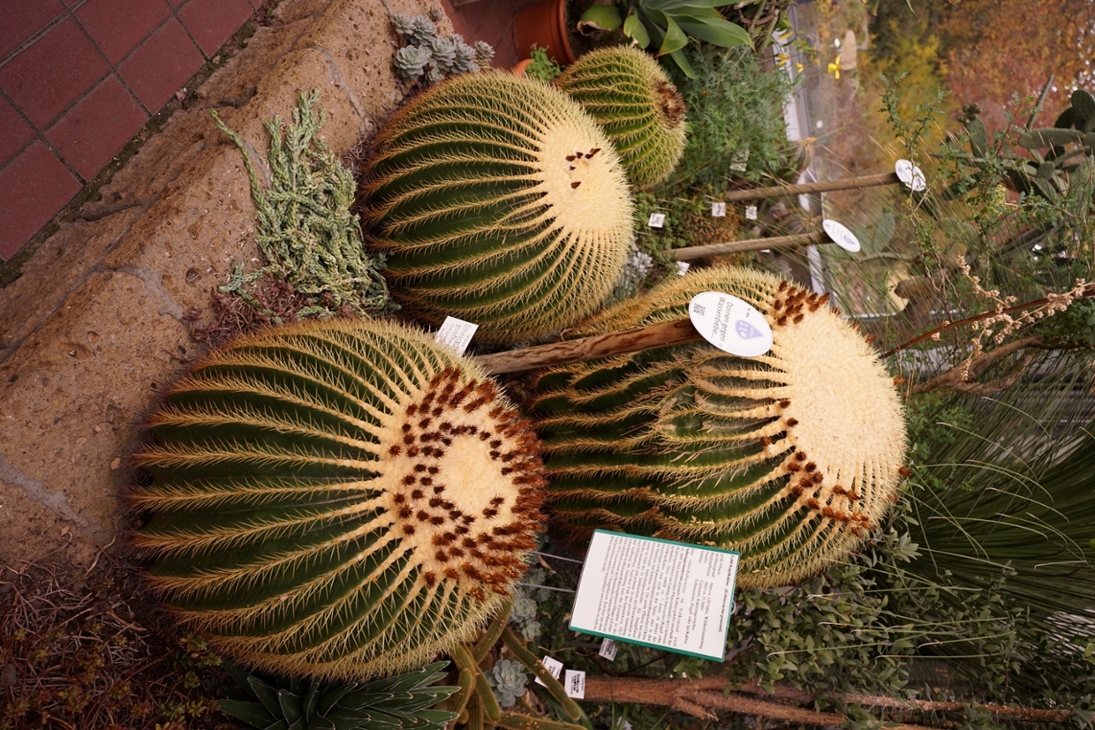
662 44 797 191
486 659 528 708
218 661 459 730
509 566 550 642
390 13 493 84
210 90 390 317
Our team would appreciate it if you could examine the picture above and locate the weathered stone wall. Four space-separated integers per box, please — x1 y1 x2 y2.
0 0 440 567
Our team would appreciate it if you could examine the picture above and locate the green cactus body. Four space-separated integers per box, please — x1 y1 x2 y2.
133 319 545 679
529 266 907 587
554 47 686 188
362 72 634 345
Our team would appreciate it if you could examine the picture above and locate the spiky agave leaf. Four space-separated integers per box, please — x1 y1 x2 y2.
530 266 907 587
555 46 687 188
219 660 458 730
132 319 545 680
361 72 634 345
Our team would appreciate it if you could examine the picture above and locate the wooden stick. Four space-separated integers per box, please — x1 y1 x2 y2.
668 231 829 261
722 172 900 201
476 318 701 375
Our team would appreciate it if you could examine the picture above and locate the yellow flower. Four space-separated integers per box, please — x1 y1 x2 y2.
776 52 790 67
827 55 841 79
795 62 804 73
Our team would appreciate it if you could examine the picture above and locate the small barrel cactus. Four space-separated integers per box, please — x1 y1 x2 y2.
362 72 635 344
555 46 687 188
529 266 907 588
132 319 546 679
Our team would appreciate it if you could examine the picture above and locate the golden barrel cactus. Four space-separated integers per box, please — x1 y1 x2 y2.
530 266 907 587
132 319 545 679
361 72 634 345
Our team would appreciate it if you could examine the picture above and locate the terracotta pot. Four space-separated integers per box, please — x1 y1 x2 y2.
513 0 578 66
512 58 533 76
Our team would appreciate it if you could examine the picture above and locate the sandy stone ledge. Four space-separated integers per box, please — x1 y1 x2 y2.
0 0 444 567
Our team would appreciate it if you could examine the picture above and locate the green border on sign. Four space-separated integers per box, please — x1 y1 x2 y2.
567 529 741 663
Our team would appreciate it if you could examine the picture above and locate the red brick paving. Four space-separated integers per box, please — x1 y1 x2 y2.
0 142 81 260
45 74 148 179
76 0 172 64
0 0 539 263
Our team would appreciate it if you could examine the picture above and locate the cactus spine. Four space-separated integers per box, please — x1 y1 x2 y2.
133 319 545 680
362 72 634 345
530 266 907 587
555 46 687 188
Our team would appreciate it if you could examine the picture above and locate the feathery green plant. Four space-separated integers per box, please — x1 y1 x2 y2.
211 90 390 318
132 318 545 680
530 266 908 587
361 72 635 345
555 46 687 189
219 660 458 730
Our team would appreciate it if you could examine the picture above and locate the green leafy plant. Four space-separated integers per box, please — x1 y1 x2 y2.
530 265 908 587
210 91 390 319
555 46 687 188
577 0 752 78
132 318 546 680
361 72 635 344
525 45 562 82
219 660 458 729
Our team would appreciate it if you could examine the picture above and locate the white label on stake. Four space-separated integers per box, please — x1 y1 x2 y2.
564 670 586 699
895 159 926 192
711 201 726 217
745 205 758 220
688 291 772 357
648 212 665 228
569 530 740 662
822 219 861 253
535 655 564 686
599 638 618 661
676 261 690 276
434 316 478 355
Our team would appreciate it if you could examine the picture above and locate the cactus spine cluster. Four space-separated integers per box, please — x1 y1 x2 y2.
362 72 634 345
555 47 687 188
132 319 545 679
530 266 907 587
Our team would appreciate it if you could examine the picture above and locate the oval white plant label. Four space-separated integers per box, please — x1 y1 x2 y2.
894 159 926 192
822 218 861 253
689 291 772 357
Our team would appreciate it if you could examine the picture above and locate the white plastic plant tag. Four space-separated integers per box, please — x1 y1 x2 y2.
676 262 690 276
534 655 564 686
599 638 618 661
895 159 926 192
822 219 861 253
745 205 758 220
564 670 586 699
569 530 740 662
648 213 665 228
434 316 478 355
711 201 726 217
688 291 772 358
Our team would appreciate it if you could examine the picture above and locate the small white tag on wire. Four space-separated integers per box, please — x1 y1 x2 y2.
821 219 861 253
599 638 618 661
535 655 564 686
648 213 665 228
745 205 758 220
564 669 586 699
434 316 477 355
689 291 772 357
676 262 690 276
711 201 726 217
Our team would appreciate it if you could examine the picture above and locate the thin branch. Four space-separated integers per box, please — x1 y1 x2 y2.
907 335 1046 395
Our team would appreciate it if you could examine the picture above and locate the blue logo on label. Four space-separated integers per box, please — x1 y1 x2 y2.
735 320 764 339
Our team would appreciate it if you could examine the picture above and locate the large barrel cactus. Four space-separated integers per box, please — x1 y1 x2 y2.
529 266 907 587
554 46 687 188
132 319 545 679
362 72 634 345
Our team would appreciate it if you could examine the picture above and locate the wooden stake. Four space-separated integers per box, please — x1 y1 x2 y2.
476 318 701 375
722 172 900 201
668 231 829 261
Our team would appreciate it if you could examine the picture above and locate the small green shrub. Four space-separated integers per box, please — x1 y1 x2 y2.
525 45 561 82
